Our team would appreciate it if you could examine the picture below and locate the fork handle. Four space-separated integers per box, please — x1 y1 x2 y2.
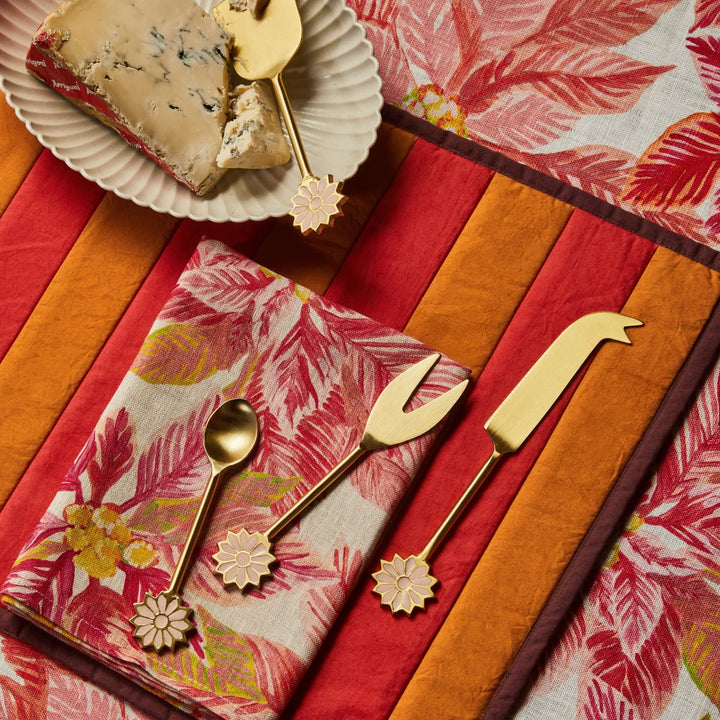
266 444 368 541
271 73 312 180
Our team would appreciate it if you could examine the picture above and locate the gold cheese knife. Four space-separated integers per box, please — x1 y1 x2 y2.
214 0 346 235
372 311 643 615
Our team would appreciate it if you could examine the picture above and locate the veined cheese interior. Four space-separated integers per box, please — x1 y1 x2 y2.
35 0 232 194
218 82 291 169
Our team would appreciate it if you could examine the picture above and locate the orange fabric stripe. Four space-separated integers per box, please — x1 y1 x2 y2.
325 139 493 330
390 246 720 720
404 173 573 372
252 122 416 294
0 96 42 216
0 194 179 505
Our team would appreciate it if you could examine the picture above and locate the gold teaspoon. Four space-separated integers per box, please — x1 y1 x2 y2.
131 399 259 651
213 354 469 592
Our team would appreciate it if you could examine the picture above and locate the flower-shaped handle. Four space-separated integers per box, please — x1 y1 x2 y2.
131 590 193 651
289 175 346 235
213 529 275 589
371 554 437 615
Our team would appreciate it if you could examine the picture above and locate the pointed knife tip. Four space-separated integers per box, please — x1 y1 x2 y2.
617 314 643 344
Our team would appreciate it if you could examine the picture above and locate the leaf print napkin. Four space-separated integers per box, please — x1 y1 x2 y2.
1 239 469 720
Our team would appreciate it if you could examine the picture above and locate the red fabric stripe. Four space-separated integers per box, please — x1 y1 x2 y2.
0 218 270 582
0 151 105 360
324 138 494 329
282 209 657 720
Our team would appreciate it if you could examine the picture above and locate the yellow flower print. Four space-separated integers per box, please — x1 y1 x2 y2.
74 536 122 579
63 523 104 553
62 502 158 579
93 506 133 545
401 83 469 138
123 539 159 569
64 503 94 528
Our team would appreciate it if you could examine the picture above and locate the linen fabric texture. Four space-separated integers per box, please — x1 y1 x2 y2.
1 240 469 720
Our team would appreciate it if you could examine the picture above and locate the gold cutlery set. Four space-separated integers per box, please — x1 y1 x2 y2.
132 311 641 651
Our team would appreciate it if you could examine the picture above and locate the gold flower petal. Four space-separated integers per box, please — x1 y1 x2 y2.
290 175 344 235
131 591 193 651
372 571 395 585
392 555 406 575
144 594 159 615
373 555 438 615
214 529 275 590
168 608 190 622
378 558 397 575
134 622 155 637
215 560 237 575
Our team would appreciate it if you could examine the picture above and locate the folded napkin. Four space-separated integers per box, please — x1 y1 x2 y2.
0 629 155 719
1 239 469 719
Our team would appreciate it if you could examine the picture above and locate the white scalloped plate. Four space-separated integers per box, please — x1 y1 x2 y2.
0 0 382 222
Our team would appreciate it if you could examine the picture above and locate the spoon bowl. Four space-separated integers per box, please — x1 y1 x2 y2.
214 0 347 234
204 399 260 474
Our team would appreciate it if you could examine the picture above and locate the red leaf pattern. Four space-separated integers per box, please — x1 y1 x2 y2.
581 678 637 720
87 408 134 506
349 0 720 244
461 44 672 116
1 242 468 719
519 364 720 718
621 113 720 209
688 35 720 105
532 145 638 202
0 635 154 720
690 0 720 32
541 0 682 46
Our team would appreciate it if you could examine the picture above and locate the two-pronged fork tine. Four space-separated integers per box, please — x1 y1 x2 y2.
360 353 468 450
213 353 469 591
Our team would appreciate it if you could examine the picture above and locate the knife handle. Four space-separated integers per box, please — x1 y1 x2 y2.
418 447 503 563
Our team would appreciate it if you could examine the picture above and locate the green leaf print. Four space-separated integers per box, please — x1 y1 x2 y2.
152 606 266 704
132 323 234 385
682 604 720 707
227 470 302 507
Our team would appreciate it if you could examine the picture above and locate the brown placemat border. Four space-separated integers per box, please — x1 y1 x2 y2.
382 104 720 272
483 289 720 719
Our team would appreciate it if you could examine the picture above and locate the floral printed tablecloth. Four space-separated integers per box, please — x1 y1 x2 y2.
358 0 720 247
3 1 720 719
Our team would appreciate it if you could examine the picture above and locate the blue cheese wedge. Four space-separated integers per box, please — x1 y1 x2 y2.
29 0 232 194
217 81 291 170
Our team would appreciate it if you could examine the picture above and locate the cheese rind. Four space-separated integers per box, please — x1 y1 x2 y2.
217 81 291 170
29 0 232 195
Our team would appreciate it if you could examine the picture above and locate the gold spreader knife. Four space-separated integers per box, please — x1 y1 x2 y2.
213 354 469 591
372 311 643 615
131 399 259 651
214 0 346 235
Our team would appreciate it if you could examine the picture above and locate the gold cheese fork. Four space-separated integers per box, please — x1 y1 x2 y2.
213 354 469 591
214 0 346 234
